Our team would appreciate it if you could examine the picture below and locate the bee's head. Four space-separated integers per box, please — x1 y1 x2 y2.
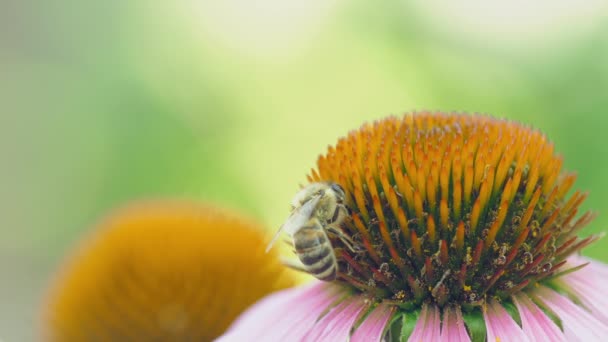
329 183 346 204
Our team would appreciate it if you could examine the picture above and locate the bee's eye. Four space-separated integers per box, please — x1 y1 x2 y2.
330 183 345 198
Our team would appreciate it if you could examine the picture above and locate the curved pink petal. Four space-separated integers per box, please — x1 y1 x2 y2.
483 298 529 342
351 302 395 342
440 306 471 342
409 304 441 342
303 295 369 341
216 282 340 341
560 256 608 323
565 254 608 277
535 286 608 341
512 293 566 342
587 257 608 277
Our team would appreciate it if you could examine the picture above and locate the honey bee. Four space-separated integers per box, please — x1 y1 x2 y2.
266 182 355 281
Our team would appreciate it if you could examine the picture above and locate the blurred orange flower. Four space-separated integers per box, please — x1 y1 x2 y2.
42 200 294 341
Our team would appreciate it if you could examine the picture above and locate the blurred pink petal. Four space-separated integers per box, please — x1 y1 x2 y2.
560 256 608 322
217 282 339 341
216 255 608 341
536 286 608 341
303 296 368 341
587 257 608 277
409 304 440 342
484 298 529 342
440 306 470 342
512 293 566 342
351 302 395 342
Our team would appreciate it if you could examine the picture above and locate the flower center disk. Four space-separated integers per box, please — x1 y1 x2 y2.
308 113 596 309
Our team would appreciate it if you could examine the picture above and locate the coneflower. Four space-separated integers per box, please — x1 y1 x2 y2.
218 113 607 341
42 201 294 341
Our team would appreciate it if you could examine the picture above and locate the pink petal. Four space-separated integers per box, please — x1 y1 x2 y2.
409 304 441 342
512 293 566 342
216 282 340 341
303 295 369 341
587 257 608 277
565 254 608 277
483 298 529 342
535 286 608 341
440 306 471 342
560 256 608 323
351 302 395 342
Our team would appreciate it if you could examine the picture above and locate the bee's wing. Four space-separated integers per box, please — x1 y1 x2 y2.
282 195 320 235
265 195 320 253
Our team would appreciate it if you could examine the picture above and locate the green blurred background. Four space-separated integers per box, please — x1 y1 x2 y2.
1 1 607 340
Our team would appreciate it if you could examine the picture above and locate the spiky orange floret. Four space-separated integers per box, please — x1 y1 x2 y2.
43 201 294 341
307 113 597 308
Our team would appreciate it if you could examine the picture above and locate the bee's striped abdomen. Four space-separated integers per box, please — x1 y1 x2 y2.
293 221 337 281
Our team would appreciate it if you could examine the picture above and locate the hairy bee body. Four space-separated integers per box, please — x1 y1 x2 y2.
266 182 353 282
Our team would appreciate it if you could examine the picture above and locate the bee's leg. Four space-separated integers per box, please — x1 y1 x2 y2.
279 256 308 273
326 226 357 253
